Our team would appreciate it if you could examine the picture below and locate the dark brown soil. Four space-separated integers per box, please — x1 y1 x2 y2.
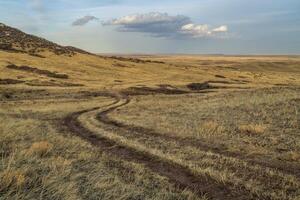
0 89 113 101
215 75 226 78
25 81 84 87
121 86 189 96
187 82 214 90
112 63 128 68
108 56 165 64
0 79 24 85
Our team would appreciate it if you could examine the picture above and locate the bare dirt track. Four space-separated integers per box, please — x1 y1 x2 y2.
61 90 273 200
63 96 246 200
97 95 300 178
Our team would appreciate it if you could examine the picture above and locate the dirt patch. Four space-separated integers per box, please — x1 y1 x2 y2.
121 86 188 96
0 89 112 101
0 79 24 85
209 80 234 84
112 63 128 68
230 79 251 83
215 75 226 78
187 82 214 90
7 64 69 79
209 80 250 85
274 83 290 87
187 81 251 90
157 84 179 90
25 81 84 87
108 56 165 64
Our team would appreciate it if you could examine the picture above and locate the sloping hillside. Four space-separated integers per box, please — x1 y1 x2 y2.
0 23 90 57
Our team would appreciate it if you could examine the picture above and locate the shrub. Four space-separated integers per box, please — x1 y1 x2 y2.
238 124 267 135
27 141 53 157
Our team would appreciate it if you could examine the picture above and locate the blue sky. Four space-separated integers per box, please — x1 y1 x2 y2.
1 0 300 54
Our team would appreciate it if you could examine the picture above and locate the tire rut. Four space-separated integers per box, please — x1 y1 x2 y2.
63 95 253 200
97 97 300 178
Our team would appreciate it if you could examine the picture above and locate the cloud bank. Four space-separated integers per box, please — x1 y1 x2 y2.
103 12 228 38
103 12 191 37
72 16 99 26
72 12 228 38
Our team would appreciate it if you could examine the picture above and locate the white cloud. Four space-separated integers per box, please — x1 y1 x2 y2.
181 24 211 37
72 16 98 26
181 23 228 38
212 25 228 32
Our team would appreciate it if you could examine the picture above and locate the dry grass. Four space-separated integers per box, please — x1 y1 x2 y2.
108 87 300 200
0 51 300 199
238 124 267 135
281 151 300 162
199 120 224 137
27 141 53 157
0 170 26 193
1 51 300 91
0 95 200 199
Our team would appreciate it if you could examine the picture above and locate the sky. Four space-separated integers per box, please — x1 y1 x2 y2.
0 0 300 54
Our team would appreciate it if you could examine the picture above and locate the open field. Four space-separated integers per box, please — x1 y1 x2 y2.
1 24 300 200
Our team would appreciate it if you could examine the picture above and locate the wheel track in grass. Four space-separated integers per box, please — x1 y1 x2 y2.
97 94 300 179
62 89 299 200
63 93 253 200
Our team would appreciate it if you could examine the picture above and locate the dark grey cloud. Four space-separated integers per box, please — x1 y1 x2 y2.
103 12 191 37
72 15 98 26
103 12 228 38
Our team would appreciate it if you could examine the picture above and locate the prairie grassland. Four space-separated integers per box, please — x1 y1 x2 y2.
0 94 200 200
97 87 300 200
1 52 300 91
1 52 300 200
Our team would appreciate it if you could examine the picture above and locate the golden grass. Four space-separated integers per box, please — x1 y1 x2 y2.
288 152 300 162
199 120 225 137
27 141 53 157
107 87 300 199
0 170 26 192
281 151 300 162
238 124 267 135
203 121 223 131
0 97 200 199
1 51 300 199
1 51 300 91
